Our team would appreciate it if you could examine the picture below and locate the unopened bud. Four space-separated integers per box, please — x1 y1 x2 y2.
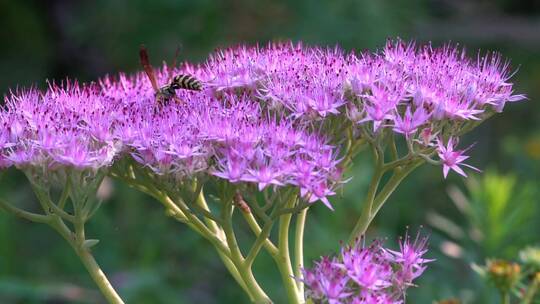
487 259 521 293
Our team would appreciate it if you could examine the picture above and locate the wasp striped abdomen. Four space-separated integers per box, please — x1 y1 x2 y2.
171 74 203 91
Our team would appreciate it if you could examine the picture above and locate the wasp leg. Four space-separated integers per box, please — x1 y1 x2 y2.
173 96 183 105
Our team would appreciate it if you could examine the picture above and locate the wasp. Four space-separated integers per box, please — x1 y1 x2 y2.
139 45 203 106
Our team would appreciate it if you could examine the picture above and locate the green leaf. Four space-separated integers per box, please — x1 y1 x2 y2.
82 239 100 249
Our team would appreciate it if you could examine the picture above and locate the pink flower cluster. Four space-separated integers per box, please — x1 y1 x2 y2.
1 84 118 170
1 81 339 207
0 40 524 207
302 232 432 304
195 41 524 177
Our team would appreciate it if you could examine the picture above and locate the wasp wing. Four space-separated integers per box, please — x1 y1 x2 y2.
139 44 159 92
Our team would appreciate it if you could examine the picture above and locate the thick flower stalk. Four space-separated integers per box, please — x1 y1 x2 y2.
301 232 432 304
0 39 523 303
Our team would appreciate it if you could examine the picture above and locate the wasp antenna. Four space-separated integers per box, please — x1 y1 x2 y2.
171 43 183 70
167 43 184 82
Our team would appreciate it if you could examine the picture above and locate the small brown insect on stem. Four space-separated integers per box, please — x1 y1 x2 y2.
234 192 251 213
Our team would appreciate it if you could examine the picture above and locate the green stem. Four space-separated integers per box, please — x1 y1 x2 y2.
245 219 275 267
274 196 302 304
147 188 265 303
115 175 263 302
157 187 258 301
349 161 422 243
501 291 510 304
388 131 399 161
221 199 271 303
238 265 271 304
242 211 278 255
348 148 385 245
216 250 256 302
114 169 271 302
187 184 223 224
341 137 368 168
196 190 226 240
221 202 244 264
75 247 124 304
49 201 76 222
58 177 71 209
0 197 124 303
49 216 124 304
294 208 308 299
114 175 189 221
371 161 423 216
164 194 232 260
0 199 50 224
195 193 255 301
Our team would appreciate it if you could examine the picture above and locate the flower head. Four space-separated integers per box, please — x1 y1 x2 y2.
301 232 432 303
1 39 524 207
383 230 434 288
437 137 480 178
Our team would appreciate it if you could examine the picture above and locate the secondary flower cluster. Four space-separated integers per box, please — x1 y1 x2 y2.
0 40 524 207
302 233 432 304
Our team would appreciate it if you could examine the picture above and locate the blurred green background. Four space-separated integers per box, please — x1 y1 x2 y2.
0 0 539 303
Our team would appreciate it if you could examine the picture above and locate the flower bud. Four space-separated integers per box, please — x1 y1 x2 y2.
487 259 521 293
